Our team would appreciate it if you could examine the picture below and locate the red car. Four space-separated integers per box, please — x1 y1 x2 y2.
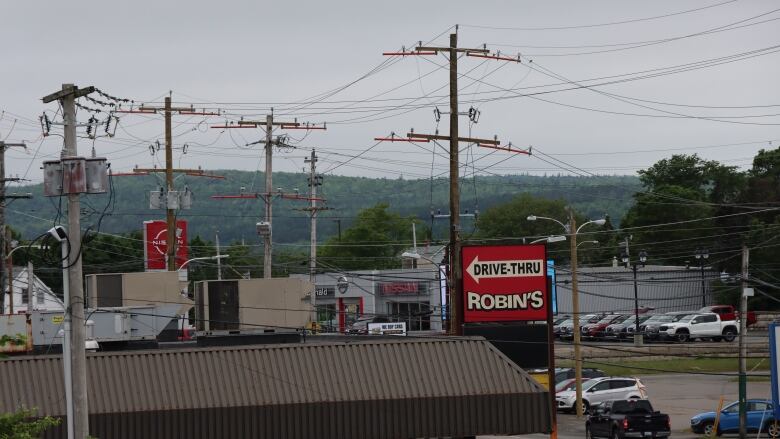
582 314 627 339
700 305 757 327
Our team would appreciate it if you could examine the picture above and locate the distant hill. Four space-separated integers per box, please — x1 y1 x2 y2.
6 171 641 244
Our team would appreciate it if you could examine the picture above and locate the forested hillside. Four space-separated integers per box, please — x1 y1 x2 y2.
6 171 640 244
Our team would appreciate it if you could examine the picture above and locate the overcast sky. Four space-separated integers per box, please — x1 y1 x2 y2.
1 0 778 186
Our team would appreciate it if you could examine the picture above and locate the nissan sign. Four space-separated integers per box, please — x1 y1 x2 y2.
461 244 549 322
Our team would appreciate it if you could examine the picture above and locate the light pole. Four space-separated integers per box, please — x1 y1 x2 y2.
621 250 648 347
694 248 709 308
527 213 605 418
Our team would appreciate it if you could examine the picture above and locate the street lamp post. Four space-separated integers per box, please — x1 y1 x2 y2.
527 212 605 418
694 248 709 308
621 250 648 347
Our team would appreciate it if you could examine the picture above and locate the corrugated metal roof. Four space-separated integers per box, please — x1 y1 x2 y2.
0 337 551 439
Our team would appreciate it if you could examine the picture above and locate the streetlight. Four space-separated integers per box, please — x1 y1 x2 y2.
178 255 230 281
527 212 606 418
694 248 709 308
621 249 648 347
577 240 599 248
530 235 567 244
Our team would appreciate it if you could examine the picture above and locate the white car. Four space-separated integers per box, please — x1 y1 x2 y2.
555 376 647 413
658 312 739 342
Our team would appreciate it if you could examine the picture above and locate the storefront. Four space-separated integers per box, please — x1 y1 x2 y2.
295 268 443 333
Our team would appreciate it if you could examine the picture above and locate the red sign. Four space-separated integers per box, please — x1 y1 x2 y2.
143 220 188 270
461 244 548 322
378 282 420 296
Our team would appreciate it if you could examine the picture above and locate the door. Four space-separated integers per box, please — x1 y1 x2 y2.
587 380 614 405
718 402 740 432
747 401 772 432
702 314 719 336
590 402 611 437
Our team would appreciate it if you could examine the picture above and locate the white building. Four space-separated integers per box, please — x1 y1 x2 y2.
2 266 63 314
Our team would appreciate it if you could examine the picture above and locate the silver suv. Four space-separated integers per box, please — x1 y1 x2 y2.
556 376 648 413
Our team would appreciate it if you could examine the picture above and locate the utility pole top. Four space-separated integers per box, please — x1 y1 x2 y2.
42 84 94 103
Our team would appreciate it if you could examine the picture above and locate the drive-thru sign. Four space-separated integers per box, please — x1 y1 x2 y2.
462 244 549 322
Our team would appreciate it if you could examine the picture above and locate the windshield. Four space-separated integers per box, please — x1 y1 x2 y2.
611 400 654 414
639 315 653 323
559 319 573 326
676 315 695 323
673 313 694 322
598 316 618 324
614 315 631 323
655 315 676 322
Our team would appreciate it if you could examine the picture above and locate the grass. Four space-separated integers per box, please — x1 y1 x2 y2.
556 357 770 376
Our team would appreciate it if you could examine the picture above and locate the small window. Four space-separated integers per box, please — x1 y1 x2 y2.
723 403 739 413
610 380 633 389
703 315 717 323
748 402 770 412
37 289 44 304
591 381 611 392
21 288 28 304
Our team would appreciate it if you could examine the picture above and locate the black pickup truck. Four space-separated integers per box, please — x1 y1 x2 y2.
586 399 671 439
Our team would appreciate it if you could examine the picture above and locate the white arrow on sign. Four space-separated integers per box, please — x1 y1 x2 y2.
465 256 544 284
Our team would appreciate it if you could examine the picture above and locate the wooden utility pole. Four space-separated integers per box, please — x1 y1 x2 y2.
210 116 321 279
165 97 176 271
306 149 319 283
42 83 95 439
120 99 220 271
738 244 749 439
379 34 527 335
264 115 273 278
0 141 26 313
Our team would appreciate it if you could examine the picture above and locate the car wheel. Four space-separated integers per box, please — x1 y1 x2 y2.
676 330 690 343
581 400 590 415
766 420 780 438
702 421 715 437
722 328 737 342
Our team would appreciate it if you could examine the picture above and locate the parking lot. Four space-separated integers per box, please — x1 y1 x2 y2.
481 372 774 439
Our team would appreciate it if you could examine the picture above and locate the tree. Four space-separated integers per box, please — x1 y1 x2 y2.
475 193 610 265
621 154 744 265
318 203 425 270
0 408 60 439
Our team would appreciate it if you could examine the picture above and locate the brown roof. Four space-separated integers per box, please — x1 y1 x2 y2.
0 337 551 439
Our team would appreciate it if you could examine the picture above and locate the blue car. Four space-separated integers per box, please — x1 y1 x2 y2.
690 399 778 437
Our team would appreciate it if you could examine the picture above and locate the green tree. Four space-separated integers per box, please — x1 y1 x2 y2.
475 193 611 265
0 408 60 438
318 203 425 270
621 154 744 265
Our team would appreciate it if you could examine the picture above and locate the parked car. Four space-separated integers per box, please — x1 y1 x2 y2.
346 316 391 334
556 376 647 413
640 312 696 341
658 312 739 342
606 315 652 340
582 314 628 340
554 317 573 338
587 399 671 439
699 305 757 327
554 367 606 385
690 399 778 437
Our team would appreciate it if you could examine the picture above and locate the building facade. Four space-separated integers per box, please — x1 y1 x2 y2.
295 268 444 333
2 267 62 314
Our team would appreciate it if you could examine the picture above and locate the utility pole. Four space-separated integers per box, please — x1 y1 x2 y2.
263 115 273 278
570 212 584 418
42 83 94 439
381 33 526 335
211 116 322 278
0 141 27 313
305 149 320 283
739 244 749 439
